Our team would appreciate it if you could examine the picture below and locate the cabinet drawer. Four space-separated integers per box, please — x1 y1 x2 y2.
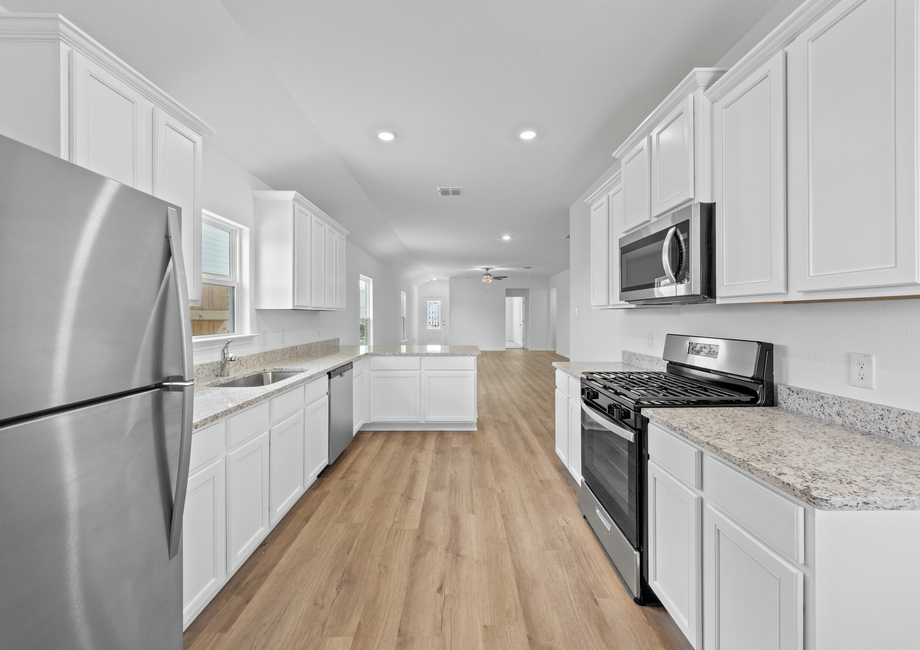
369 356 421 370
271 385 304 424
704 456 804 563
568 375 581 400
423 356 476 371
227 402 270 450
189 420 225 474
648 422 701 489
304 375 328 405
555 369 567 392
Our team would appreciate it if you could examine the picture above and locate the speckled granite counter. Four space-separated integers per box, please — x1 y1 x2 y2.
194 344 480 430
645 407 920 511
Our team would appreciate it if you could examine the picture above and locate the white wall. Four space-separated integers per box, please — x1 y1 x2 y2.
549 269 571 358
449 276 552 351
196 144 414 363
567 0 920 412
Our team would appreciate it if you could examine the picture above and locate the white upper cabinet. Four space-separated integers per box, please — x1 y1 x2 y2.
787 0 919 297
650 95 694 217
613 69 724 232
710 51 788 301
589 193 610 306
620 138 651 232
254 191 349 311
0 14 213 305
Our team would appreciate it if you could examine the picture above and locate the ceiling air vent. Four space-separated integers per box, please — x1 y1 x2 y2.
437 187 464 196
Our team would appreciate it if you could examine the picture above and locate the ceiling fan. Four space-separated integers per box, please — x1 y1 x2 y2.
480 268 507 283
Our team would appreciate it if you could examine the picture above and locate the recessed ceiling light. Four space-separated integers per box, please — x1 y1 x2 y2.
519 130 537 140
502 235 511 240
377 131 396 141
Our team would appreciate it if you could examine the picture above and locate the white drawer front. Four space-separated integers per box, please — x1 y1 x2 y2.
555 369 567 392
568 375 581 400
648 422 701 489
271 385 304 424
423 356 476 371
704 456 805 563
227 402 270 450
369 356 421 370
304 375 329 405
189 420 225 474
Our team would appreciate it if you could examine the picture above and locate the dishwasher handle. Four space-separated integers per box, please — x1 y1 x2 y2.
329 362 353 379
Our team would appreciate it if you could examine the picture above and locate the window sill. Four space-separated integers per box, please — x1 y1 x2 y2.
192 333 259 352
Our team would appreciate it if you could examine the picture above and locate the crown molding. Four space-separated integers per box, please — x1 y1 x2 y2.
612 67 725 160
584 169 622 204
253 190 350 236
0 13 215 137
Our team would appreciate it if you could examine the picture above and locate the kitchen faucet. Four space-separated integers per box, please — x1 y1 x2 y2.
219 340 237 377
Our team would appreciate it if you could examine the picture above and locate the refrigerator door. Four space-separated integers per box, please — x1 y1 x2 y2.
0 134 187 423
0 388 183 650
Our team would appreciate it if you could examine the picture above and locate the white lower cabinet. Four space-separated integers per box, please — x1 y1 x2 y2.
182 456 226 628
269 410 305 526
226 430 270 573
305 394 329 484
353 363 367 434
423 371 477 422
567 397 581 483
554 388 569 467
368 371 422 422
648 460 702 649
704 504 803 650
553 370 582 482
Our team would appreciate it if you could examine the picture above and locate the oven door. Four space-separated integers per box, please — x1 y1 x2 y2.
580 401 639 547
619 203 713 304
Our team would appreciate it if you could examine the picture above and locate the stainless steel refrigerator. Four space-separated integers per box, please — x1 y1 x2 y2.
0 134 194 649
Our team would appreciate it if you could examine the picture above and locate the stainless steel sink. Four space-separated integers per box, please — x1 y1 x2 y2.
214 371 302 388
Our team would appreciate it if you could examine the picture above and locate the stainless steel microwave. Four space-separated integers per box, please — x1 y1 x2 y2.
618 203 715 305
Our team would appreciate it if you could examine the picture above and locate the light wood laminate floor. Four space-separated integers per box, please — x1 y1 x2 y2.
184 350 692 650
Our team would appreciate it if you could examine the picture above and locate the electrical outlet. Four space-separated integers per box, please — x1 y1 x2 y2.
574 307 578 317
281 329 286 345
647 332 654 349
848 353 876 389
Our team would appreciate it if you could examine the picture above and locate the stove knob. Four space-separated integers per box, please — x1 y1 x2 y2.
587 389 599 400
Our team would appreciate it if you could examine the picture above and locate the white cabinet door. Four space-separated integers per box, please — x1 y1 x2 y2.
293 205 313 309
704 504 803 650
182 457 226 628
324 225 336 309
715 50 787 300
606 183 634 308
305 394 329 485
554 389 569 466
353 362 366 434
335 231 346 310
226 430 270 572
269 409 305 526
567 397 581 483
72 53 152 192
621 138 651 232
788 0 919 293
424 371 476 422
590 194 610 307
648 460 702 649
310 215 326 309
368 372 421 422
650 95 694 217
153 109 203 305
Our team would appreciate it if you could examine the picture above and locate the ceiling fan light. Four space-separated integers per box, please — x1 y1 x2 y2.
482 274 492 283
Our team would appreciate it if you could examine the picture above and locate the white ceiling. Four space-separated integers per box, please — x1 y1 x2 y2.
6 0 781 282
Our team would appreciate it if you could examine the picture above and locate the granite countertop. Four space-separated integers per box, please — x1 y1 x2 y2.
645 407 920 512
194 344 480 430
552 361 644 378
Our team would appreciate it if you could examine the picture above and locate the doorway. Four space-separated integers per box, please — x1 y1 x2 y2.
421 295 447 345
505 296 524 349
550 287 557 352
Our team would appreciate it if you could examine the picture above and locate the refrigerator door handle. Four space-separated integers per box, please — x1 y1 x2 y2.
165 381 194 559
166 206 194 381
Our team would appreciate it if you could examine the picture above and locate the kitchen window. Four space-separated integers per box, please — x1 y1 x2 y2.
359 275 373 345
400 291 407 342
191 211 242 338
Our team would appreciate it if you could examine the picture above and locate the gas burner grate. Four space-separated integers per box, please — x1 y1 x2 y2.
585 371 754 405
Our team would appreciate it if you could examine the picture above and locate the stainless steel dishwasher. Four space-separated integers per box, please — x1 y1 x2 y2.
328 362 354 464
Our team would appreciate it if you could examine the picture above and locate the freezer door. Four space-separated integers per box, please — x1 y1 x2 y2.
0 134 187 423
0 388 183 650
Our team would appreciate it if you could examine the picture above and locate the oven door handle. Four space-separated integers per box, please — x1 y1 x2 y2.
582 402 635 443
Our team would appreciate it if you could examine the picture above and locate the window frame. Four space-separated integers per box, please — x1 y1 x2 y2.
400 291 407 342
191 210 249 344
359 274 373 346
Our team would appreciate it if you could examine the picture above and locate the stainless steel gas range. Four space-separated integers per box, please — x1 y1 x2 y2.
577 334 774 605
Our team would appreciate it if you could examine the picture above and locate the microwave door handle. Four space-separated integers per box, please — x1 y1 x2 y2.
581 402 635 443
661 226 678 284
